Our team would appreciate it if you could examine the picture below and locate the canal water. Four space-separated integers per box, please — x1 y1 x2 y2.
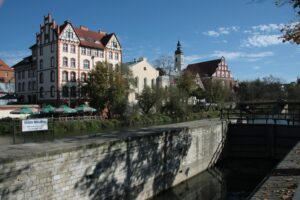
153 158 278 200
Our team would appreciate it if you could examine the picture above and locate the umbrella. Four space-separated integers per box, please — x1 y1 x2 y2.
54 105 77 114
41 105 56 113
75 104 97 113
10 106 34 114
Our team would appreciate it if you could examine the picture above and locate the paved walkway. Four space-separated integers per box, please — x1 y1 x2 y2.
250 140 300 200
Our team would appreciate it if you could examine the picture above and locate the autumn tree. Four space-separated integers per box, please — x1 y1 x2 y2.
84 62 132 118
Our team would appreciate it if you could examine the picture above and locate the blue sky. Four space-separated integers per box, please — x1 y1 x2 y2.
0 0 299 82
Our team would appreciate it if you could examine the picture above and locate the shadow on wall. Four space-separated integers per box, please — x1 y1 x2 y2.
75 128 192 200
0 164 30 199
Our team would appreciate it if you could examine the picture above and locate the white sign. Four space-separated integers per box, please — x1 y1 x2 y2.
22 118 48 132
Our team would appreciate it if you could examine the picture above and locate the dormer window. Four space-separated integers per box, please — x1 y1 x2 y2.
112 41 118 48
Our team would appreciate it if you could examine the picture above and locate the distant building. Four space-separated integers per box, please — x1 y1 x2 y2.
126 57 159 104
0 59 14 84
186 57 235 90
13 14 122 105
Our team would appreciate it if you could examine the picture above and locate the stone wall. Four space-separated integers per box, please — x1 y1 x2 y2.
0 119 226 200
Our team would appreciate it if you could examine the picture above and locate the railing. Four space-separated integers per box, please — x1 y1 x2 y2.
221 108 300 125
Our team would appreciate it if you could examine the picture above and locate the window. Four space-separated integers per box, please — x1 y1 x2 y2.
62 86 69 97
144 67 147 71
71 58 76 68
109 51 113 59
81 47 86 55
51 43 54 52
51 57 54 67
28 70 31 78
71 45 76 53
39 87 44 98
83 60 90 69
32 81 36 90
80 87 87 97
81 73 86 82
62 71 68 82
87 48 91 56
40 60 43 69
40 47 43 56
144 78 147 87
67 31 73 39
70 86 77 97
18 72 21 79
63 57 68 67
115 53 119 60
99 50 104 58
135 77 139 87
63 43 68 52
39 72 43 83
71 72 76 82
28 82 31 91
22 83 25 91
18 83 21 92
50 86 55 97
50 70 55 82
151 79 155 88
22 71 25 79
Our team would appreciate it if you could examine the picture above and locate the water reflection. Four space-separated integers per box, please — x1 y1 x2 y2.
153 159 278 200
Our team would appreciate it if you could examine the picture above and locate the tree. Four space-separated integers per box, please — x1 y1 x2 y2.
204 79 232 105
277 0 300 44
153 55 174 75
84 62 132 118
137 86 165 114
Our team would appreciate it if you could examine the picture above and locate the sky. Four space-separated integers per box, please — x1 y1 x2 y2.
0 0 299 82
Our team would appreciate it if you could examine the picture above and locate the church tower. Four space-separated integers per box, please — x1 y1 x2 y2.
174 41 184 72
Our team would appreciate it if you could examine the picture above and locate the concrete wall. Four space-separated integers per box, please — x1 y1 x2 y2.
0 119 226 200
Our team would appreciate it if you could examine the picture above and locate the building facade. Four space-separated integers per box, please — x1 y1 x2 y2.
13 14 122 105
186 57 235 90
0 59 14 84
126 57 159 104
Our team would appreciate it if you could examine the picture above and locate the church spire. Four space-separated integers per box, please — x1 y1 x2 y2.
174 40 184 71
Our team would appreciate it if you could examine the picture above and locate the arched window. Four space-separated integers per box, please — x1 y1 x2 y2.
39 72 43 83
81 73 86 82
51 70 55 82
50 86 55 97
22 82 25 91
39 87 44 98
62 71 68 82
71 58 76 68
83 59 90 69
71 71 76 82
71 45 76 53
144 78 147 87
63 43 68 52
28 82 31 91
70 86 77 97
62 86 69 97
18 83 21 92
63 57 68 67
39 59 43 69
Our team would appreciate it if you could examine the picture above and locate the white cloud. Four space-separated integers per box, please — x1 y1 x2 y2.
203 26 240 37
211 50 274 61
185 54 205 63
252 23 285 32
242 34 283 47
0 50 30 66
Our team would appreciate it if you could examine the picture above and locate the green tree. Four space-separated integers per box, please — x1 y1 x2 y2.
204 80 232 105
137 86 165 114
84 62 132 118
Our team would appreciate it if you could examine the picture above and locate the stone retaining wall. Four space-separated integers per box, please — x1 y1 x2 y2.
0 119 226 200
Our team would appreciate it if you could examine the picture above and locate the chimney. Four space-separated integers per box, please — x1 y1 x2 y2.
80 25 89 31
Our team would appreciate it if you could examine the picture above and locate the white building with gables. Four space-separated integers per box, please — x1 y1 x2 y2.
13 14 122 105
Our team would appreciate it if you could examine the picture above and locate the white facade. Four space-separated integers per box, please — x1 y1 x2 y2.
14 14 122 105
126 57 159 104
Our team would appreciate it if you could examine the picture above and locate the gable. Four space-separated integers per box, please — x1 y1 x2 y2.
59 24 80 43
106 34 121 49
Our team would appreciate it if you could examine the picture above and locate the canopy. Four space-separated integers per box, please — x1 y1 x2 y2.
75 104 96 112
54 105 77 114
10 106 34 114
40 105 56 113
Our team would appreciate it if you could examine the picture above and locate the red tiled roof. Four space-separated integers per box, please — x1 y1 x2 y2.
0 59 13 71
186 59 221 77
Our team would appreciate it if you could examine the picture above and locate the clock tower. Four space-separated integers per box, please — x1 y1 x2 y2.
174 41 184 72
